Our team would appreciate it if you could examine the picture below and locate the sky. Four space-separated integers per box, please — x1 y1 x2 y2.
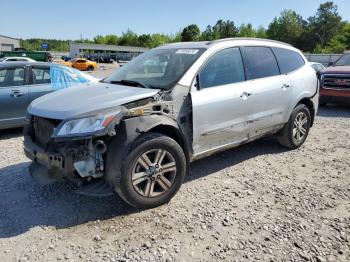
1 0 350 40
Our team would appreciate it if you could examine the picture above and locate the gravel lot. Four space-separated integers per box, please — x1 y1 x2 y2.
0 105 349 262
88 63 120 79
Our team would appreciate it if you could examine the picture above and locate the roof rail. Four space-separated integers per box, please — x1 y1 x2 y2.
206 37 292 47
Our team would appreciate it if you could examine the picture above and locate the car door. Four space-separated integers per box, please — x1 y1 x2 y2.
0 66 30 127
74 60 86 70
191 47 253 156
240 46 291 137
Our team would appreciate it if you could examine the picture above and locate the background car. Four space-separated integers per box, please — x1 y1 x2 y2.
62 58 97 71
309 62 325 72
319 52 350 106
0 62 99 129
0 57 37 62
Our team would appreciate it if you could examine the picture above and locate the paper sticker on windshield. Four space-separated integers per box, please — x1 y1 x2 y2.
176 49 199 55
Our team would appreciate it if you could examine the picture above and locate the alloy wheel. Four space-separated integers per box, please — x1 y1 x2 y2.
292 112 308 142
131 149 177 198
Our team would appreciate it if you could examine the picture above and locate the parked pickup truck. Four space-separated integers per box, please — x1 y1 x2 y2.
319 52 350 105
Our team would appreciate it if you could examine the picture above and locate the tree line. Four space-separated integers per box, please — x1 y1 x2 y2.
20 1 350 53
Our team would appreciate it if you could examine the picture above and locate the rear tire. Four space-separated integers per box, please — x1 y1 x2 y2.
114 133 186 209
278 104 311 149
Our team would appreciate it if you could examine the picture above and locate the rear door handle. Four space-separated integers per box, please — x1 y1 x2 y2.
240 92 252 99
10 90 24 97
282 84 290 89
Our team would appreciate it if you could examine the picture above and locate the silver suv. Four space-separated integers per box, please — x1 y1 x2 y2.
24 38 318 208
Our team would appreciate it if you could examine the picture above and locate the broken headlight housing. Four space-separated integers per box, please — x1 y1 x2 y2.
53 107 125 138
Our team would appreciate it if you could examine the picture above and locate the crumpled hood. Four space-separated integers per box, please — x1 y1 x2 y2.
322 66 350 74
28 82 160 120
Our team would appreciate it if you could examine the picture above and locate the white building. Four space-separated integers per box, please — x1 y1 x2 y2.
0 35 20 51
70 42 148 61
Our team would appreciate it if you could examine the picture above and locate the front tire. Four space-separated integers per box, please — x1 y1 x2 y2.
278 104 311 149
115 133 186 209
87 65 94 71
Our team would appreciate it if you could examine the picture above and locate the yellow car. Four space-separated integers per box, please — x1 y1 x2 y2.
62 58 97 71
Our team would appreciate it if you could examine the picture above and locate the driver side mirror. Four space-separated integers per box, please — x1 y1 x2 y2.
328 61 334 67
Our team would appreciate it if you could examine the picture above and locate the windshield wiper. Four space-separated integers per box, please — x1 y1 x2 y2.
110 80 149 89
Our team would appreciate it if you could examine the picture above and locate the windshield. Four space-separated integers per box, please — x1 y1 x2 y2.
335 54 350 66
104 48 205 89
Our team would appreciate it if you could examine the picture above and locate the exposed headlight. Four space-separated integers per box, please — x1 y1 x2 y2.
53 108 125 138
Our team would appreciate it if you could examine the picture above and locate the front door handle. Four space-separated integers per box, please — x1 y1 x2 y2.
10 90 24 97
282 84 290 89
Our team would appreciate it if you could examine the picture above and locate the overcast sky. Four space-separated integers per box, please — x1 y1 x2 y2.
1 0 350 40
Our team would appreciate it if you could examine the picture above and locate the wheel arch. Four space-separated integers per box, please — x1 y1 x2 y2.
105 115 190 191
296 97 315 127
147 124 191 162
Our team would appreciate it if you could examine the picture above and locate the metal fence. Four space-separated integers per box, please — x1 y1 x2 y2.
304 54 342 66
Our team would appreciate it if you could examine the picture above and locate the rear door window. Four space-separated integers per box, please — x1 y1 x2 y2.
272 48 305 74
0 68 25 87
0 69 6 83
199 47 245 89
242 46 280 80
32 67 51 84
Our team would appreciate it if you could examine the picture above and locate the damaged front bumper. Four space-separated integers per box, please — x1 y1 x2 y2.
24 134 113 196
24 135 66 185
24 123 112 191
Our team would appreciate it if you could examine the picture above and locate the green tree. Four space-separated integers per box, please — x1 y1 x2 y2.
201 25 214 41
308 1 342 49
238 23 256 37
150 34 172 48
343 22 350 50
118 29 139 46
212 20 238 39
181 24 200 42
93 35 106 44
256 26 267 38
267 10 305 46
104 34 118 45
138 34 153 47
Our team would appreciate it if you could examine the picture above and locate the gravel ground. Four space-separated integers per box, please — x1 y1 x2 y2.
88 63 120 79
0 105 349 262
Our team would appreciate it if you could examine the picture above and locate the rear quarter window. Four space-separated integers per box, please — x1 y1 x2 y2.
272 48 305 74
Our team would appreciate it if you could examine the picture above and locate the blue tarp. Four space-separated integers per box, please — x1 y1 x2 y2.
50 64 90 90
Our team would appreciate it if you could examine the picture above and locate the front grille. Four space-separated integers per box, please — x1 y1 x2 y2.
322 74 350 90
33 116 60 147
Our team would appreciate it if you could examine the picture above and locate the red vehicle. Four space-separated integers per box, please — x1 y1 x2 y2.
319 52 350 105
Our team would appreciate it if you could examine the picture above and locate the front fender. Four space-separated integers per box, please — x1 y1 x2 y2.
104 115 187 190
